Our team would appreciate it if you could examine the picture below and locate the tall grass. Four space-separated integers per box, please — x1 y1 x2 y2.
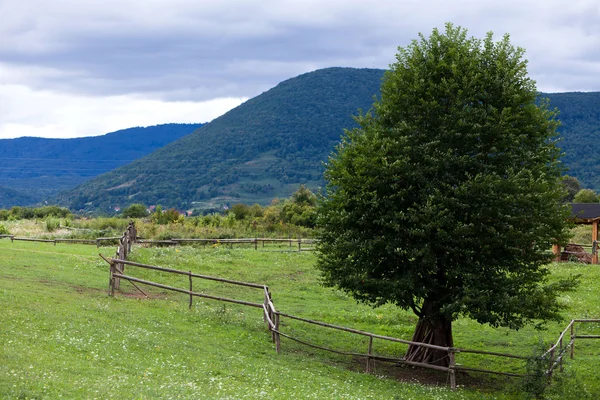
44 217 60 232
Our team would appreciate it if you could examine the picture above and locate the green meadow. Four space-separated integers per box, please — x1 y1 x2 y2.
1 238 599 399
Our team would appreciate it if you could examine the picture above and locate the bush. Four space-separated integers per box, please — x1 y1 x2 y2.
151 206 183 225
45 218 60 232
0 224 9 235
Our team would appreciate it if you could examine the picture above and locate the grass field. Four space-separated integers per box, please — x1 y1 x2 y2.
1 238 599 399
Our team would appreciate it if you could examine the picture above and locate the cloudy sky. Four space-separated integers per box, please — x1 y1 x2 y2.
1 0 599 139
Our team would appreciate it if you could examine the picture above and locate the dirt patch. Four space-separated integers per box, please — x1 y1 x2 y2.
38 279 105 295
350 356 509 390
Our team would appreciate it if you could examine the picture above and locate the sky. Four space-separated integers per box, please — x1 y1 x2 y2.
1 0 599 139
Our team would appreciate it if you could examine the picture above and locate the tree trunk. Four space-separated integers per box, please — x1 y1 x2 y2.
404 299 453 367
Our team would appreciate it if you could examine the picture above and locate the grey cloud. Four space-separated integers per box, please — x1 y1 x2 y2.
1 0 600 105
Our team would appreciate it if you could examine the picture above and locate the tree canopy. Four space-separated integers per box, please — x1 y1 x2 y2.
316 24 576 366
122 203 149 218
573 188 600 204
561 175 582 203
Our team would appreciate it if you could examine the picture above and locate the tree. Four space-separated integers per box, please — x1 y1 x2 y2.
122 203 148 218
573 188 599 203
291 185 317 207
230 203 251 220
561 175 581 203
317 24 577 367
281 185 318 227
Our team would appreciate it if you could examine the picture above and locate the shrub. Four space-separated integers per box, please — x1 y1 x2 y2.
45 218 60 232
151 206 183 225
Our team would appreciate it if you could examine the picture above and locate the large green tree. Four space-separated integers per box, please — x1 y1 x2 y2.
317 24 576 366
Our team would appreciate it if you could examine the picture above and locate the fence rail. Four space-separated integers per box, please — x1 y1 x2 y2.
137 237 318 251
2 234 126 247
2 231 317 251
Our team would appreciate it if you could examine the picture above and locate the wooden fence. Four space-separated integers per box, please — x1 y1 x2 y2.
1 234 126 247
137 237 318 251
102 249 600 390
5 224 597 389
2 231 317 251
97 222 599 390
103 222 137 291
544 318 600 379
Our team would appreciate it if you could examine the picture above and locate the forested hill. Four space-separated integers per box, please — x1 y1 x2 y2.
0 123 202 207
544 92 600 190
54 68 600 212
55 68 385 211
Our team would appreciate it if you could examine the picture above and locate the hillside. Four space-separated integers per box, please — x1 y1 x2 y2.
55 68 600 212
0 123 202 207
56 68 385 211
545 92 600 189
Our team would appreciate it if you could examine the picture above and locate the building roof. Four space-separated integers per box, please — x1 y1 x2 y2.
570 203 600 222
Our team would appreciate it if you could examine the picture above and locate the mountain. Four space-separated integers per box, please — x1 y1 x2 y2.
0 123 202 207
56 68 385 211
55 68 600 213
543 93 600 189
0 186 38 208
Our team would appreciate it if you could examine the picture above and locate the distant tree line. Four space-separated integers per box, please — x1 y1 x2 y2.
562 175 600 203
121 185 318 231
0 205 72 221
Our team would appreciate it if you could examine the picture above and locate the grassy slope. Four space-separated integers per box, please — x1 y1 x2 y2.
1 240 599 399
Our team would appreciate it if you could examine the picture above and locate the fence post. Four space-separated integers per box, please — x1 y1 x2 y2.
570 322 575 359
263 287 268 324
559 336 564 372
108 261 115 296
114 244 124 290
189 271 193 309
254 238 258 250
275 312 281 354
127 225 132 253
268 291 275 342
449 350 456 390
548 348 555 382
366 336 374 374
